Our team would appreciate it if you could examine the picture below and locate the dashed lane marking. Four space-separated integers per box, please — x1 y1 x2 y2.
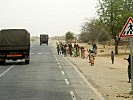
30 53 35 55
56 59 58 61
80 82 84 84
61 71 65 75
45 53 50 55
37 53 43 55
70 91 77 100
59 66 62 69
65 79 69 85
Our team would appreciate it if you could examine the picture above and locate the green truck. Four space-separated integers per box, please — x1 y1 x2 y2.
0 29 30 65
40 34 49 45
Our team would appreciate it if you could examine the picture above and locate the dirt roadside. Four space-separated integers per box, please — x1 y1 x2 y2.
51 40 133 100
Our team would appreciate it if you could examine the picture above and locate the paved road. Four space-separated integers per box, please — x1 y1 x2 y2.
0 41 104 100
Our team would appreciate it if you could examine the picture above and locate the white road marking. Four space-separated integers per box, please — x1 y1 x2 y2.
30 53 35 55
59 66 62 69
0 65 15 78
56 59 58 61
70 91 77 100
65 57 105 100
45 53 50 55
61 71 65 75
65 79 69 85
54 55 57 58
80 82 84 84
37 53 43 55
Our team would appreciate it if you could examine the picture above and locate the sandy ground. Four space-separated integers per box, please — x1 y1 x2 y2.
52 40 133 100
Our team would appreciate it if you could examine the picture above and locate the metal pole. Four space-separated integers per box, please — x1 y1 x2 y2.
130 38 133 92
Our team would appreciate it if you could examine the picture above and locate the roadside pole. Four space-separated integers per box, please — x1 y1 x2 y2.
130 38 133 93
119 17 133 93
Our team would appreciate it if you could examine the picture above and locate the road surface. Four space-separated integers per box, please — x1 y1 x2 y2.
0 41 104 100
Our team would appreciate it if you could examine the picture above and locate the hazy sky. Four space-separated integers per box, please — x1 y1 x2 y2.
0 0 98 36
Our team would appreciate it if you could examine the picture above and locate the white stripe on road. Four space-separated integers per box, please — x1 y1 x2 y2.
37 53 43 55
30 53 35 55
45 53 50 55
65 79 69 85
70 91 77 100
59 66 62 69
80 82 84 84
61 71 65 75
0 65 15 78
56 59 58 61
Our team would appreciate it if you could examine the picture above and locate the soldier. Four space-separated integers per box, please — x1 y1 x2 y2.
93 43 97 54
57 44 60 55
68 43 73 57
111 51 114 64
124 54 131 83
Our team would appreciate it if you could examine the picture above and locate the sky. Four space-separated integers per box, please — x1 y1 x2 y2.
0 0 98 36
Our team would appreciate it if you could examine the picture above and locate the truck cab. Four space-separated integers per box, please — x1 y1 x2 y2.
40 34 49 45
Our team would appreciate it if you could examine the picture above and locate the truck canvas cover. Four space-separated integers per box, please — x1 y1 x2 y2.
0 29 30 50
40 34 48 41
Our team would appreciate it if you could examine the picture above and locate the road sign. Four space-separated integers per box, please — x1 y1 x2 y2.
119 17 133 38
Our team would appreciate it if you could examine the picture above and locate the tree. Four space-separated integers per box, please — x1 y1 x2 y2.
80 18 110 43
97 0 133 54
124 0 133 12
65 31 74 42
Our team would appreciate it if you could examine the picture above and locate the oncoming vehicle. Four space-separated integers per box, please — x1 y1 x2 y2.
0 29 30 65
40 34 49 45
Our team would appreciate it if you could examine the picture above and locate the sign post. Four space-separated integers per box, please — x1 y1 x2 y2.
130 38 133 93
119 17 133 93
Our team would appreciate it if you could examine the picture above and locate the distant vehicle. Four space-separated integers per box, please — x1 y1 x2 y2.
0 29 30 65
40 34 49 45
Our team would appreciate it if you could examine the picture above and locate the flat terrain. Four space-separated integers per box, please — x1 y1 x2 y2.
52 40 133 100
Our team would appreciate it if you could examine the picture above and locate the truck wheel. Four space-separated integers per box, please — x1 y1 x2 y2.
25 55 30 64
47 43 48 45
40 43 41 45
25 60 29 64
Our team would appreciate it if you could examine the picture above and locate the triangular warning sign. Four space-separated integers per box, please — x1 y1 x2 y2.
119 17 133 38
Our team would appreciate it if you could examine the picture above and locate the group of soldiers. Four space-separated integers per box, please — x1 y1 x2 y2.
56 41 97 66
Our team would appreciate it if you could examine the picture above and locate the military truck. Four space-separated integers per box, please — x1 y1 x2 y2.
40 34 49 45
0 29 30 65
